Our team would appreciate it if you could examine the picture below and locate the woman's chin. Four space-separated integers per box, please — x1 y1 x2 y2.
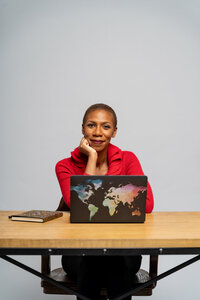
93 144 109 152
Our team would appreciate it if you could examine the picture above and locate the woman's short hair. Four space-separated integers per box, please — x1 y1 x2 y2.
82 103 117 128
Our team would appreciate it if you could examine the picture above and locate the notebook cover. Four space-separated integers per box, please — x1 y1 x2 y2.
8 210 63 223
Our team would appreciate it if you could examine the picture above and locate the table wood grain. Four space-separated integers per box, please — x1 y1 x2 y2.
0 211 200 248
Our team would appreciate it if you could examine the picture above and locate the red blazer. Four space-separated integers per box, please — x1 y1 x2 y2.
56 143 154 213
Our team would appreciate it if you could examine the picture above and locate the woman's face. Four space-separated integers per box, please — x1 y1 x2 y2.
82 109 117 152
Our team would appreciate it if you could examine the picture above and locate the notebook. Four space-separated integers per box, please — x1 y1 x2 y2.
70 175 147 223
8 210 63 223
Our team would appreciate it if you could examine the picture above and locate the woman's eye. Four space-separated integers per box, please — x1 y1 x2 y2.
103 125 110 129
87 123 110 129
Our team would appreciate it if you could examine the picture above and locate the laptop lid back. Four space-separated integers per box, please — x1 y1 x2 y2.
70 175 147 223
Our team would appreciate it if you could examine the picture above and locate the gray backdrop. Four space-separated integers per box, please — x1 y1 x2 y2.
1 0 200 299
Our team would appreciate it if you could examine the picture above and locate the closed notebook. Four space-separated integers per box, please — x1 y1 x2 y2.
8 210 63 223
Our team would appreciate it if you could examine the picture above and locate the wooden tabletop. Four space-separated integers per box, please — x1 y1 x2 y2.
0 211 200 249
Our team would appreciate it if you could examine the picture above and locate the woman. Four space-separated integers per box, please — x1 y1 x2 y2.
56 103 154 300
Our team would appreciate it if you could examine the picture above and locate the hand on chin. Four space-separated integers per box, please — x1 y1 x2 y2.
79 137 97 156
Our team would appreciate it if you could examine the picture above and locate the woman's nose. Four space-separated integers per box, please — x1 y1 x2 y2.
93 126 102 136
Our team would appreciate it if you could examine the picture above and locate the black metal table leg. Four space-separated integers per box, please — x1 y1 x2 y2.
0 255 90 300
111 254 200 300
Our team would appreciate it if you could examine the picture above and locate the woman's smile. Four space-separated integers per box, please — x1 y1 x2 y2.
90 139 105 145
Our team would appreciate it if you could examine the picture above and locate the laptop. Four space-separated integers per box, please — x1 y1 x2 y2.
70 175 147 223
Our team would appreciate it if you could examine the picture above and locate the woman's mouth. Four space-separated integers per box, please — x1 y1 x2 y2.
90 140 105 145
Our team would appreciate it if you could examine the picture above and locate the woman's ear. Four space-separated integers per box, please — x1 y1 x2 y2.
112 127 117 138
82 124 85 136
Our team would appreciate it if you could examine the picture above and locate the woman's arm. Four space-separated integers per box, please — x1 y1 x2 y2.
55 138 98 208
79 137 98 175
125 152 154 213
84 153 97 175
55 159 73 208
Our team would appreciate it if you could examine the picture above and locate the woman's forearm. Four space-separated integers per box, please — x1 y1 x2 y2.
84 152 97 175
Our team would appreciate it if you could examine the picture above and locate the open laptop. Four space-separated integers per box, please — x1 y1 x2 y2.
70 175 147 223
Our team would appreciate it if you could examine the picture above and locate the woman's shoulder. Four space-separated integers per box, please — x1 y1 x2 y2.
122 149 140 161
55 157 74 172
121 149 144 174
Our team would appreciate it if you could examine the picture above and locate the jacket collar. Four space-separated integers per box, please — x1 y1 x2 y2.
71 143 122 174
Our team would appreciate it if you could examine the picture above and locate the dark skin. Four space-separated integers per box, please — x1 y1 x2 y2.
79 109 117 175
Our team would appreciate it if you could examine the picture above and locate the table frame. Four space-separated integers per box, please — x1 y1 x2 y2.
1 247 200 300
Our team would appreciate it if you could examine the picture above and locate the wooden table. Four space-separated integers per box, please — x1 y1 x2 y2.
1 211 200 251
0 211 200 299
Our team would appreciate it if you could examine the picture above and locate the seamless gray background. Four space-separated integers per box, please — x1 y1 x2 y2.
1 1 200 299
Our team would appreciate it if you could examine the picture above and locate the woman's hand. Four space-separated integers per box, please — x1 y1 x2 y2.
79 137 97 157
79 137 97 175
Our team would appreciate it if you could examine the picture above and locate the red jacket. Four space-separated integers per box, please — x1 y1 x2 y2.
56 143 154 213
